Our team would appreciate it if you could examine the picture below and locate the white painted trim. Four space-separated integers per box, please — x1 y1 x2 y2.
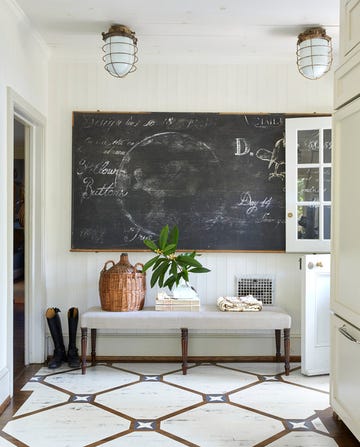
7 88 46 395
0 367 10 408
46 331 302 340
6 103 14 395
67 333 301 358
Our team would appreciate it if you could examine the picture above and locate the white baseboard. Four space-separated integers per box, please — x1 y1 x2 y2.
0 367 10 412
47 333 300 357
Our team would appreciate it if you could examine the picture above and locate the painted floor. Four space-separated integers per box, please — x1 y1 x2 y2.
0 362 340 447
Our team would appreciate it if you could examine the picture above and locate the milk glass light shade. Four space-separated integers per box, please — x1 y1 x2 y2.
297 27 332 80
102 25 138 78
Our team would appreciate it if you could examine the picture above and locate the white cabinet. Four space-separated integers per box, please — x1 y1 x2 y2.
331 1 360 441
332 96 360 329
335 0 360 109
331 314 360 439
339 0 360 61
285 117 332 253
334 49 360 109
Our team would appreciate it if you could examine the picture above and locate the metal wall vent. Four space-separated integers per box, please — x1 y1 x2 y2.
237 276 275 305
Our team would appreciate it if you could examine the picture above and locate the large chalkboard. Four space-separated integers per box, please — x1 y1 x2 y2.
71 112 286 251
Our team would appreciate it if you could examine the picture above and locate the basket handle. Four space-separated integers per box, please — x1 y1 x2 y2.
102 260 115 272
134 262 144 273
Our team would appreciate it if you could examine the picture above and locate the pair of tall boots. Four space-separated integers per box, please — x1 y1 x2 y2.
46 307 81 369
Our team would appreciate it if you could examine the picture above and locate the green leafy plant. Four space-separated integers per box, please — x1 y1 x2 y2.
142 224 210 290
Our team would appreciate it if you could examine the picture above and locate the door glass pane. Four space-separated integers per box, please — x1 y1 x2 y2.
324 167 331 201
324 205 331 239
297 130 319 164
298 205 319 240
298 168 319 201
323 129 332 163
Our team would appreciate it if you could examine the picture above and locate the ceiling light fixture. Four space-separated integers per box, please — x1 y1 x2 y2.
102 24 138 78
297 27 332 80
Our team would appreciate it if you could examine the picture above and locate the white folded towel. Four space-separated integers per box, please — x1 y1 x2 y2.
217 295 263 312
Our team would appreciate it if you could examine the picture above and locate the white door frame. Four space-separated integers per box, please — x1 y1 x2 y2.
7 87 46 393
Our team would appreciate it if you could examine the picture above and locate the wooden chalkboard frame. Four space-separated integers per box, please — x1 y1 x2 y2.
71 111 287 252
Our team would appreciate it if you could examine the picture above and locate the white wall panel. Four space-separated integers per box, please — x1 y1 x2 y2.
0 0 48 403
45 58 333 358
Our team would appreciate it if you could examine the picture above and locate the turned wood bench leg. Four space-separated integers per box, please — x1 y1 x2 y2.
275 328 290 375
284 328 290 376
81 327 87 375
181 328 189 375
81 327 97 374
275 329 281 362
91 328 97 365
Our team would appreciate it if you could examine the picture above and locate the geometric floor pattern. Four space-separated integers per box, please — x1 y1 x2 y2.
0 362 339 446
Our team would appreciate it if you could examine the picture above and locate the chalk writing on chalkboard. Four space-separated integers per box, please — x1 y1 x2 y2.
71 112 286 251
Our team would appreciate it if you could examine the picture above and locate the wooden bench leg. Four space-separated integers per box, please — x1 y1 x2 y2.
181 328 188 375
81 327 87 375
275 329 281 362
91 328 97 366
284 328 290 376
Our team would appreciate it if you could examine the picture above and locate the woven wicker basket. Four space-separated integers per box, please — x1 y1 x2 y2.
99 253 146 312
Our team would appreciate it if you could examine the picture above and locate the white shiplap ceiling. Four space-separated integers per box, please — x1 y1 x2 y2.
14 0 340 64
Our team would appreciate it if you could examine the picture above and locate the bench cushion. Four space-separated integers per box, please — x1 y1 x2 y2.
80 305 291 331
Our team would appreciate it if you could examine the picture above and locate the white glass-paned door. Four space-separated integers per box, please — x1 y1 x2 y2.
286 117 332 252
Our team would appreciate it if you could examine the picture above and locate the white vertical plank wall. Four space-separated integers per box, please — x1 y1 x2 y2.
45 59 334 358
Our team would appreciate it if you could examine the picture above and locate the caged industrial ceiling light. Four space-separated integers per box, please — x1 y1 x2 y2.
296 27 332 80
102 24 138 78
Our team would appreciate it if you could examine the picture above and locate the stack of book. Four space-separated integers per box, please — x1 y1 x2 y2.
155 294 200 311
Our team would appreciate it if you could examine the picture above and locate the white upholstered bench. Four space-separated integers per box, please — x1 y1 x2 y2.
80 305 291 375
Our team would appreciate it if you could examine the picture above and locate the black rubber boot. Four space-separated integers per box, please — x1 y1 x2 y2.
67 307 81 368
46 308 67 369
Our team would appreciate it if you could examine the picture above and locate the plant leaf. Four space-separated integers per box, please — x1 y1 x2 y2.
142 255 160 272
170 261 178 276
158 270 166 288
162 243 177 255
181 251 197 258
176 255 202 268
189 267 211 273
164 276 176 290
169 225 179 246
180 269 189 282
158 225 169 250
150 262 170 288
153 257 167 269
143 239 158 252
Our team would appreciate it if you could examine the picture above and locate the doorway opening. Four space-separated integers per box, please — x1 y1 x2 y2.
7 88 46 396
13 119 26 379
